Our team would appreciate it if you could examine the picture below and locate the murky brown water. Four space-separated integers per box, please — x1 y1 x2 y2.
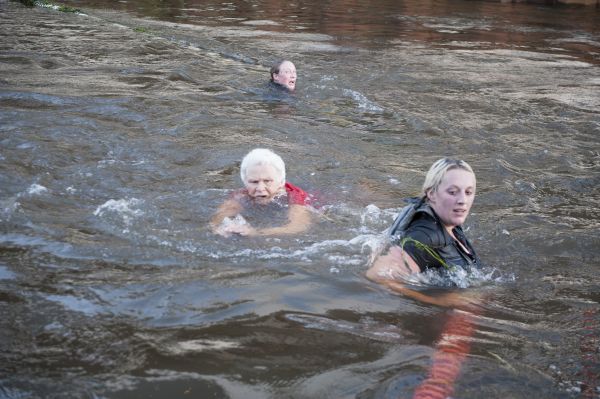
1 0 599 398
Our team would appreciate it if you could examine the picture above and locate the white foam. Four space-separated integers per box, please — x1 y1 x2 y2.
342 89 384 112
93 198 144 225
166 339 240 355
1 198 20 217
273 239 350 261
27 184 48 195
360 204 382 225
214 214 249 237
327 255 362 266
241 20 280 26
37 2 87 15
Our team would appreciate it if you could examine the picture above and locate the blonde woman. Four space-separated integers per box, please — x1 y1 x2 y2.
367 158 481 307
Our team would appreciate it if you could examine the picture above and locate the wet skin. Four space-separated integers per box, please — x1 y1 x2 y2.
427 168 476 236
244 163 285 205
272 61 297 91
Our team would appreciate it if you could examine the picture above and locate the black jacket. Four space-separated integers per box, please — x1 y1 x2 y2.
392 203 480 272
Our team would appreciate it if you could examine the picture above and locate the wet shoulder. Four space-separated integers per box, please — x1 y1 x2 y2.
264 81 295 99
405 212 451 248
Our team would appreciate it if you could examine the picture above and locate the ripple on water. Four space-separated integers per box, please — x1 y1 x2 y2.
285 313 407 343
0 91 78 108
44 294 105 316
0 265 16 280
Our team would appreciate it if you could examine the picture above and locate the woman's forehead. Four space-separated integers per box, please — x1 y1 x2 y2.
246 163 279 177
441 168 476 186
279 61 295 71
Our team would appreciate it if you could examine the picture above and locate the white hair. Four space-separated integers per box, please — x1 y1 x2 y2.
240 148 286 185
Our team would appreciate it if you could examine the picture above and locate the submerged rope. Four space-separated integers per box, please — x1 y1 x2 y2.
412 309 478 399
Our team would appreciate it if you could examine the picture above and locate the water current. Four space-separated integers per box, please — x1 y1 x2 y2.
1 0 599 397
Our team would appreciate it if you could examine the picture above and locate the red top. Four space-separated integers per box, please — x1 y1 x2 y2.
284 182 309 205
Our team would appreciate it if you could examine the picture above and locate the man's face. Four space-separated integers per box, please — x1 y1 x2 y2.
273 61 297 91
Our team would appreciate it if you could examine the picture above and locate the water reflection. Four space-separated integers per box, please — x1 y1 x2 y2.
64 0 600 63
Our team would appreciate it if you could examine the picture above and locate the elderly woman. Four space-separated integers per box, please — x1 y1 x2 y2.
367 158 481 306
269 60 297 91
211 148 312 237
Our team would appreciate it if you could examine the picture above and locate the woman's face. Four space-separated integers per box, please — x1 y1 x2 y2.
427 168 476 229
244 163 284 204
273 61 297 91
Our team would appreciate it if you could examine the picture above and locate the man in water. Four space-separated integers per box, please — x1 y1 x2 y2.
269 60 297 91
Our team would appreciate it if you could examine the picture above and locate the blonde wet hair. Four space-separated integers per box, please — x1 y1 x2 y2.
240 148 286 186
422 158 475 197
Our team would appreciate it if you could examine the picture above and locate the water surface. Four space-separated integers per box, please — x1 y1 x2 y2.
1 0 599 397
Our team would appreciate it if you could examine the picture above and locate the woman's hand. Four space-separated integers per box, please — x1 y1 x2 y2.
214 221 258 237
222 224 258 237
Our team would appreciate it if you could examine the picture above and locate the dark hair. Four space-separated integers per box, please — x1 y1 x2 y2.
270 60 285 81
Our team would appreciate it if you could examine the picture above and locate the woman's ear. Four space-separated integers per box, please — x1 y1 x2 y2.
426 189 435 204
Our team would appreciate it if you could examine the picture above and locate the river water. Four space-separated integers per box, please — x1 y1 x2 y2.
1 0 599 398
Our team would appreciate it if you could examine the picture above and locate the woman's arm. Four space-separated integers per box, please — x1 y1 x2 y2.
376 279 480 308
366 245 421 281
250 204 312 236
210 199 243 235
367 246 480 309
226 204 311 237
212 200 312 237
